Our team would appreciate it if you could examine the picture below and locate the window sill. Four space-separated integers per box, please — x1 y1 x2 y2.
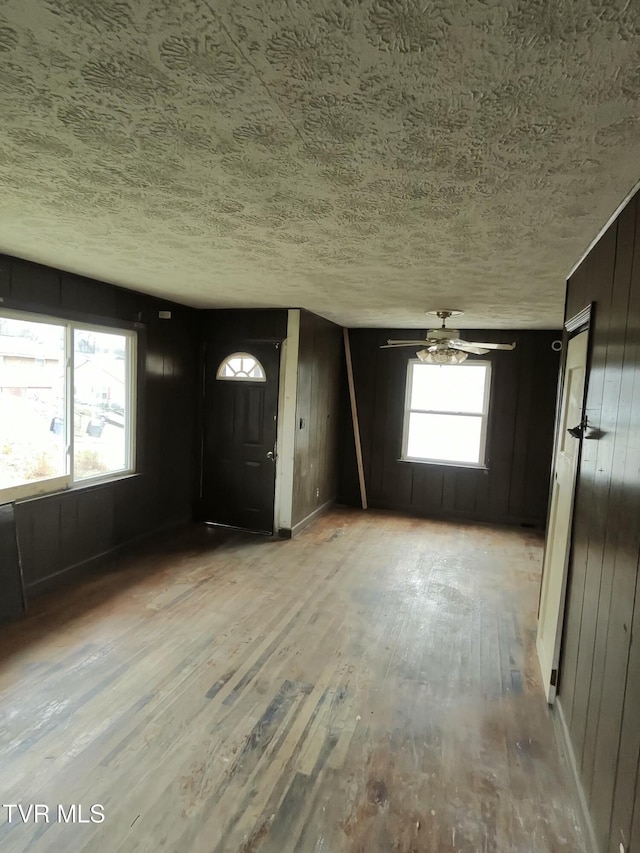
10 471 142 506
399 458 489 471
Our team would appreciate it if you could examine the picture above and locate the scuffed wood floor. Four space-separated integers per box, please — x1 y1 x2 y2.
0 509 585 852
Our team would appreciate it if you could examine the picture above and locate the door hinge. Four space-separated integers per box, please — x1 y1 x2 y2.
550 668 558 687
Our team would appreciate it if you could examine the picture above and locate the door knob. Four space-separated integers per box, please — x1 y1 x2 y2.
266 451 274 460
567 416 587 439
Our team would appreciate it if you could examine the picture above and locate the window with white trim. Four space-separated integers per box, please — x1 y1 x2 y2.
401 360 491 467
216 352 266 382
0 311 136 502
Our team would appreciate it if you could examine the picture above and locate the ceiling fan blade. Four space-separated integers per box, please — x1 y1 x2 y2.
380 340 428 348
449 342 491 355
449 339 516 351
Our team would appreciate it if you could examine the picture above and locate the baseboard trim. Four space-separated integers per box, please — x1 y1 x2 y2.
335 496 544 528
292 498 334 537
25 517 192 601
279 499 335 540
554 698 600 853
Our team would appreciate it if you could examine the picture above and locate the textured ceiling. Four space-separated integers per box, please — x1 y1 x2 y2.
1 1 639 328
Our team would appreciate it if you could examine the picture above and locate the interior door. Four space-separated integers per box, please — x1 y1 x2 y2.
536 329 589 703
201 342 280 534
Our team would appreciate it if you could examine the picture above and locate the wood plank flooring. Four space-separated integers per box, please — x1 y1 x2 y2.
0 509 585 852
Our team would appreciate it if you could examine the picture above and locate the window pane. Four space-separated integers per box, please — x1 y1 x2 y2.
73 329 129 480
216 352 266 381
0 317 66 490
406 413 483 463
411 363 487 413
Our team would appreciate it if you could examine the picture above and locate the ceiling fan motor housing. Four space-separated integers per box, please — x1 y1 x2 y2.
427 328 459 341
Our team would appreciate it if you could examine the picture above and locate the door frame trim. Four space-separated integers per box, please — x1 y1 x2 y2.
273 309 300 534
565 303 593 335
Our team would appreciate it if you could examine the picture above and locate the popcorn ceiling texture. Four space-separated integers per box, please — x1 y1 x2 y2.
0 0 639 328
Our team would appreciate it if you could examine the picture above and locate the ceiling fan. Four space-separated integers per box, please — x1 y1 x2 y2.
381 310 516 364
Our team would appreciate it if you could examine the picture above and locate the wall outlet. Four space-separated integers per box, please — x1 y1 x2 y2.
315 488 319 498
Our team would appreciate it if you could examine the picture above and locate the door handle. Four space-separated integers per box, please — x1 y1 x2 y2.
567 416 587 439
266 451 274 461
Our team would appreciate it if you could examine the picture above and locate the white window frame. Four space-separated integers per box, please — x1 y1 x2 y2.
401 359 492 468
0 308 137 503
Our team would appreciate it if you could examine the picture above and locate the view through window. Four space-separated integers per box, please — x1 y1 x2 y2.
73 328 131 480
0 316 66 493
0 312 136 501
402 361 491 466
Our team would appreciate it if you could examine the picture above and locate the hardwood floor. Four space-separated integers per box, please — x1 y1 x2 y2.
0 509 585 852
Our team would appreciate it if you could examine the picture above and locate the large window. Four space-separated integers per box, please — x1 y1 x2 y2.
402 360 491 467
0 311 136 502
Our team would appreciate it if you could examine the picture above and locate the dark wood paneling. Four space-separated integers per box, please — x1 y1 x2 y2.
0 504 24 624
0 256 11 300
291 311 343 527
560 226 620 739
60 272 118 318
10 259 61 306
339 329 560 527
562 223 619 766
559 189 640 853
582 201 635 813
200 308 288 344
0 254 200 600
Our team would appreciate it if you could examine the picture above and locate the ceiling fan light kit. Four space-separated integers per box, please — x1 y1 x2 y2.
417 347 468 364
381 310 516 362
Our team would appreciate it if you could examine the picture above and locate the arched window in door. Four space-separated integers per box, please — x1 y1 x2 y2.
216 352 266 382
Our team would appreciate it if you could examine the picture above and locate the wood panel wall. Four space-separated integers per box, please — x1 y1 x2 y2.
0 255 200 601
0 504 23 622
559 188 640 853
199 308 288 346
338 329 560 527
291 310 343 529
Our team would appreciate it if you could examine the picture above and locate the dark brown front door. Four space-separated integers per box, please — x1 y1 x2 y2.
201 342 280 534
